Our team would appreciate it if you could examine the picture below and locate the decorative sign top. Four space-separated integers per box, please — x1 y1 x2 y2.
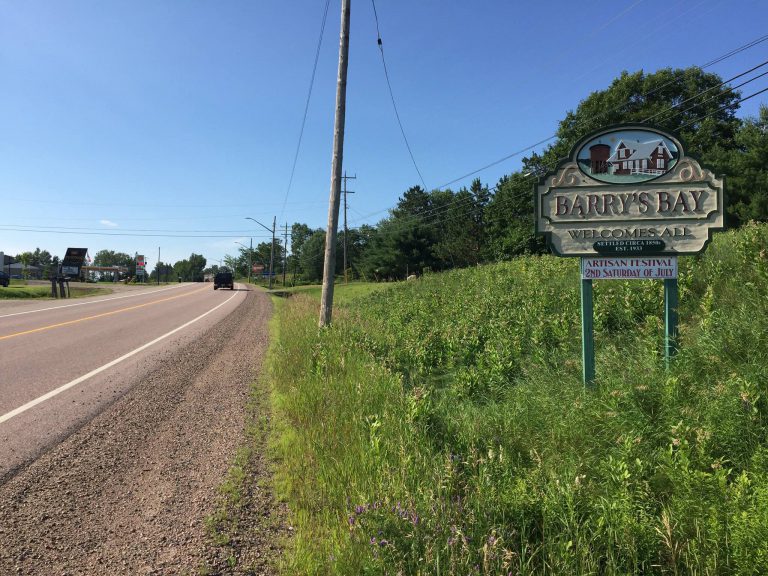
535 125 724 257
62 247 88 266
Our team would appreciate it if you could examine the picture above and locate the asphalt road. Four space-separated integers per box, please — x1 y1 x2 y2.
0 282 246 480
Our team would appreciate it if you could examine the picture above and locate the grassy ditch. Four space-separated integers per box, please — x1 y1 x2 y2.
269 222 768 575
204 300 289 575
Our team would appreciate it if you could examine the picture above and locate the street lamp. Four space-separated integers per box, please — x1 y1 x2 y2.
245 216 275 290
234 239 252 284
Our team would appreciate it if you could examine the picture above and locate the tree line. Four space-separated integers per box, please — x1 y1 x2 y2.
4 248 210 284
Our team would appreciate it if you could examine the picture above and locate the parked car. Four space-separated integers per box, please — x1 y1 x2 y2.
0 271 10 287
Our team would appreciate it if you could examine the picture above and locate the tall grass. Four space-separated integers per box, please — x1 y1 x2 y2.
269 222 768 575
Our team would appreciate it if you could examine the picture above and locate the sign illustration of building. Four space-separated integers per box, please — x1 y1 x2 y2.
603 138 674 176
578 130 680 184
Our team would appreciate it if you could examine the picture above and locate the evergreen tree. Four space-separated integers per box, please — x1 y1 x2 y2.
705 104 768 225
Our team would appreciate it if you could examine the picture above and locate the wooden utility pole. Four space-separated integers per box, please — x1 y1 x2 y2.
342 172 356 284
319 0 351 327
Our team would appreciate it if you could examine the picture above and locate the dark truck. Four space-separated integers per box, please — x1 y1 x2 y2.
213 270 234 290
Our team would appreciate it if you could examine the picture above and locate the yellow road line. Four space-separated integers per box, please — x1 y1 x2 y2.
0 290 240 425
0 286 209 341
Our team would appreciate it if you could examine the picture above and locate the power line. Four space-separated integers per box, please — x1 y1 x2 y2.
642 58 768 124
8 46 767 251
435 32 768 191
0 224 274 234
680 85 768 130
672 69 768 121
0 227 274 238
370 0 428 190
336 50 768 233
255 45 768 272
344 73 768 242
435 135 558 191
700 33 768 69
279 0 332 222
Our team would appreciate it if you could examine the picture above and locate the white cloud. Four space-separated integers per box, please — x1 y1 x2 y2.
100 219 118 227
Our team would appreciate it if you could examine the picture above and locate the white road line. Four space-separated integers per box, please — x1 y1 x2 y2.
0 290 241 425
0 283 189 319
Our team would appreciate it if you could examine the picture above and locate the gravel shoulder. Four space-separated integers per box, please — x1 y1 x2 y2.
0 287 286 575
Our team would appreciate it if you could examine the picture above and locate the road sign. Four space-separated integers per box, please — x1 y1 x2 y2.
535 125 724 387
62 247 88 278
535 125 724 257
581 256 677 280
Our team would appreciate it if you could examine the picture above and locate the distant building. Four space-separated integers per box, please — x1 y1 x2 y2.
8 262 41 279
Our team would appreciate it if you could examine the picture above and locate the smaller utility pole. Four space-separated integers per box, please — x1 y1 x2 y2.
248 237 252 284
269 216 276 290
342 172 356 284
282 223 289 287
157 247 160 285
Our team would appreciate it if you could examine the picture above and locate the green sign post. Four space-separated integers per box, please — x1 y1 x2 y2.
581 276 595 387
664 278 679 369
536 125 724 387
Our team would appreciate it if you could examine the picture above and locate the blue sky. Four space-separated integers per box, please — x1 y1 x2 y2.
2 0 767 269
